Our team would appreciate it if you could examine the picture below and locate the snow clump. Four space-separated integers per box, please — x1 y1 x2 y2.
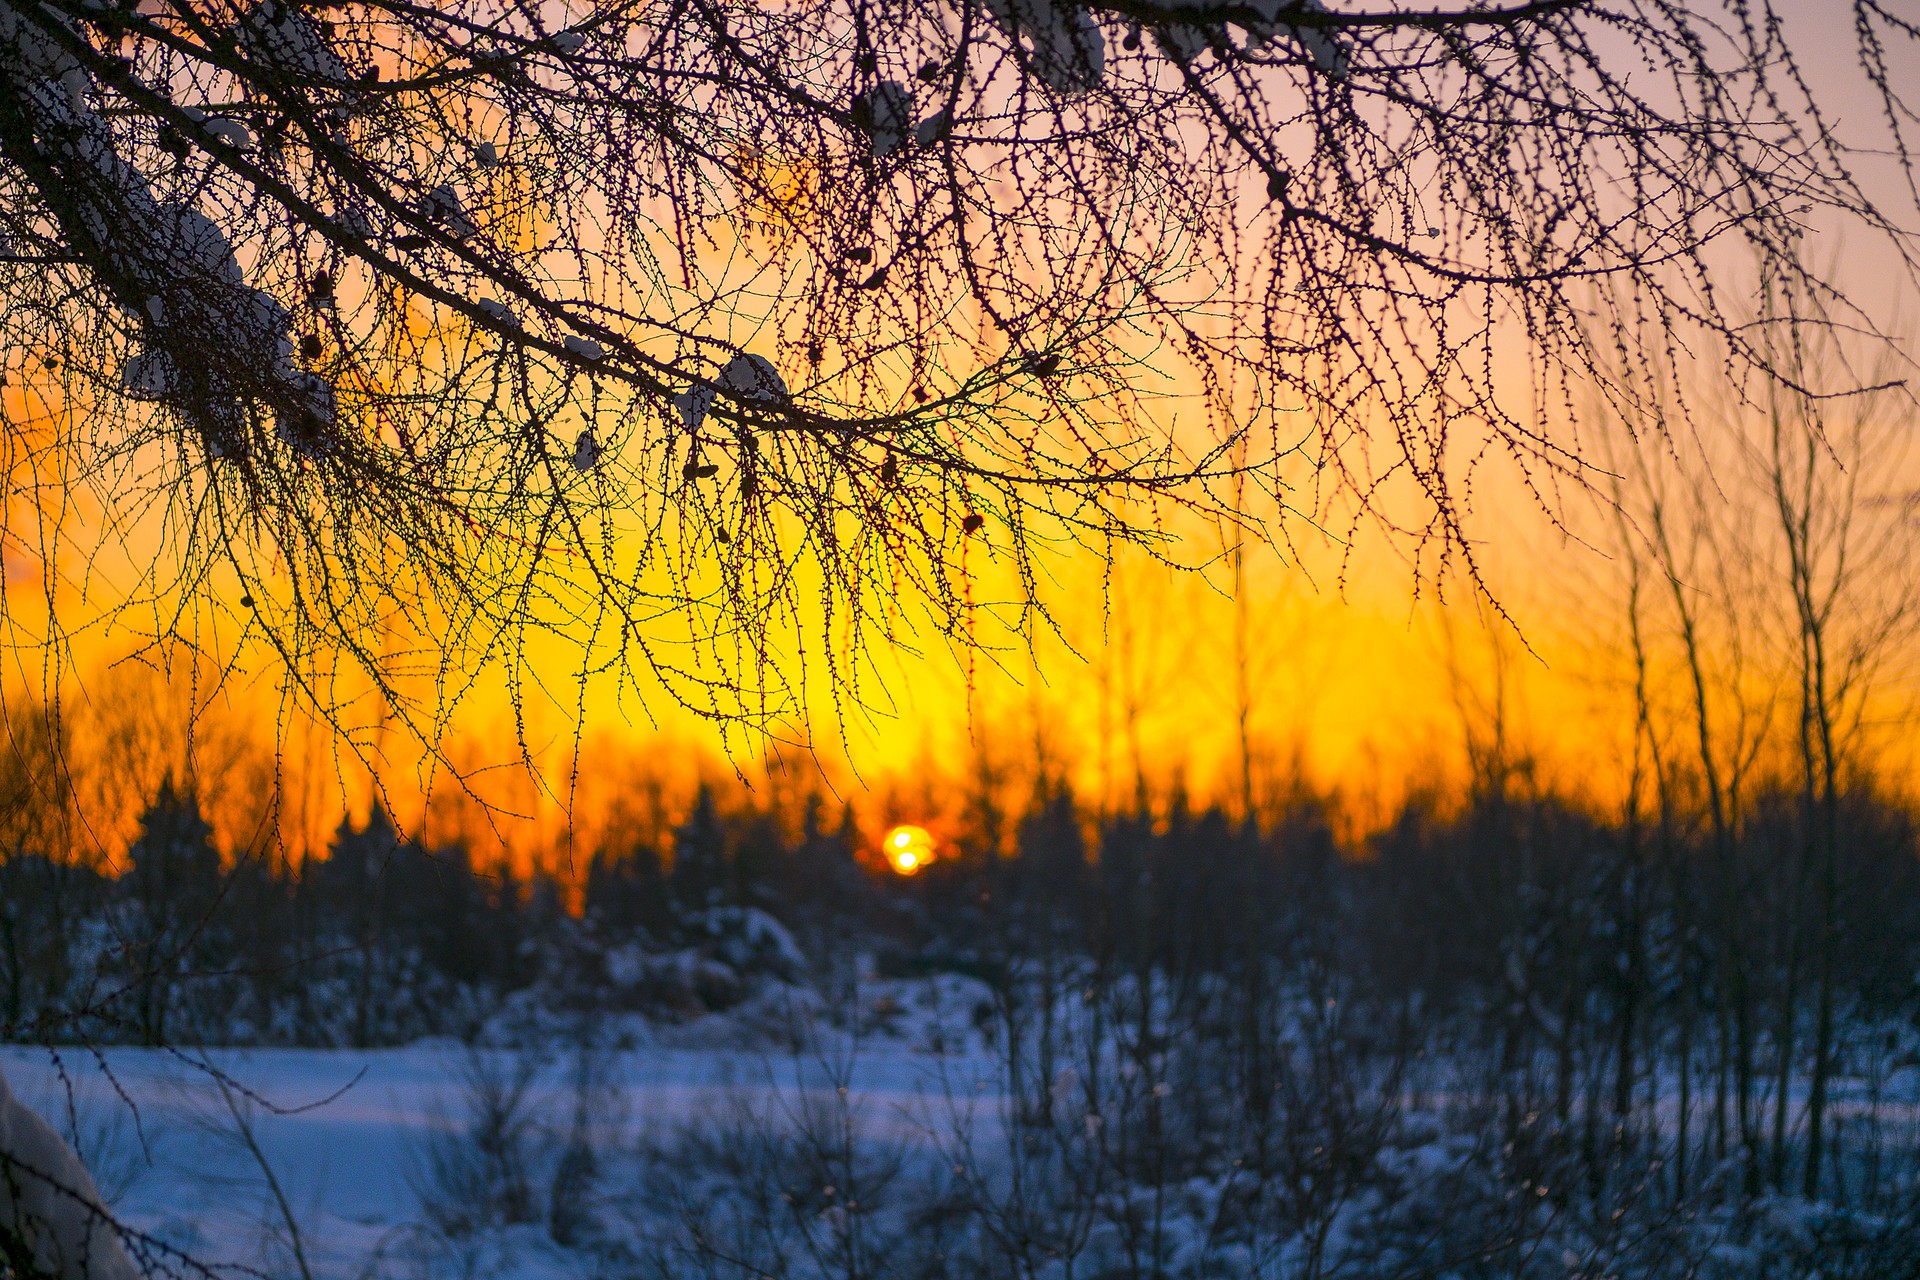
674 354 789 434
852 82 913 156
237 0 349 82
572 428 603 470
987 0 1105 92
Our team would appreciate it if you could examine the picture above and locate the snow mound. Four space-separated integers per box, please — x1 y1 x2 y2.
0 1069 143 1280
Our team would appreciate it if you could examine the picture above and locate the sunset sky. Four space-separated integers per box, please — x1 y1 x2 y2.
15 331 1917 881
3 1 1918 878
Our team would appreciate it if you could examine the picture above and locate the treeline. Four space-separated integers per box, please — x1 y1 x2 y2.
908 769 1920 1209
8 756 1920 1203
0 779 865 1048
613 771 1920 1280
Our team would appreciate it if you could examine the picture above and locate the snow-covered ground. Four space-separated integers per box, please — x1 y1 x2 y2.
1 979 1004 1280
13 971 1920 1280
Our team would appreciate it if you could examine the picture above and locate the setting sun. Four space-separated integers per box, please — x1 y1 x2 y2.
883 824 935 875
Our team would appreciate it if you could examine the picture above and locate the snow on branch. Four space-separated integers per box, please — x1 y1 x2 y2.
0 0 335 459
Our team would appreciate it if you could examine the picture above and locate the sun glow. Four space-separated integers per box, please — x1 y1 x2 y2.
883 824 934 875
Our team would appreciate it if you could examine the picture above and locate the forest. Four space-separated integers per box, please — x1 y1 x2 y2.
9 733 1920 1277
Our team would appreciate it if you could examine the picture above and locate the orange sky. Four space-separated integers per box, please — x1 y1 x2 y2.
9 381 1902 882
9 254 1920 879
6 2 1920 875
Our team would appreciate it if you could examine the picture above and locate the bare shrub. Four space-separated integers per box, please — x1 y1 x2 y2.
408 1048 542 1236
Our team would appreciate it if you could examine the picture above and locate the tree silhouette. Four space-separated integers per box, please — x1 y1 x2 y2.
1 0 1914 748
121 775 220 1043
670 783 728 910
584 838 671 939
